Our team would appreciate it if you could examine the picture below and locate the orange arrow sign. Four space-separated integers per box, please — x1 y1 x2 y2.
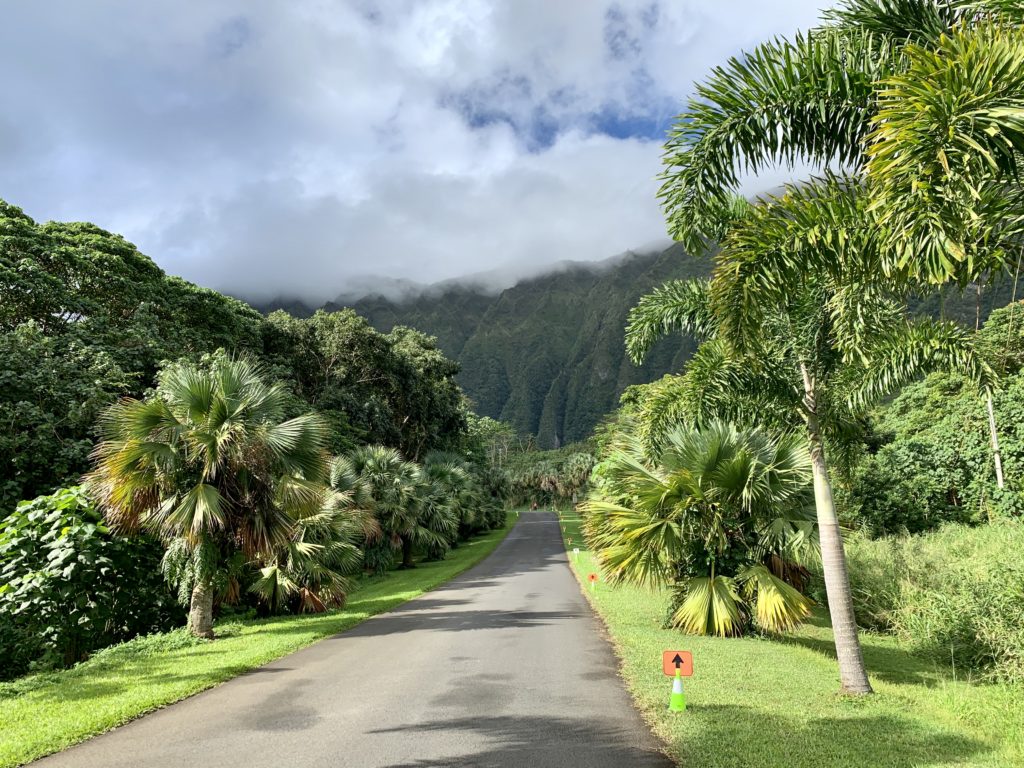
662 650 693 677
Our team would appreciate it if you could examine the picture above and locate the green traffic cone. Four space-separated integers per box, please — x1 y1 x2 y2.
669 670 686 712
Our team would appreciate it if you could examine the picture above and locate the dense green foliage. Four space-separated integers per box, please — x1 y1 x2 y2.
837 523 1024 683
504 444 596 507
0 488 181 679
841 300 1024 533
0 201 264 511
583 423 816 636
0 200 472 514
339 246 711 447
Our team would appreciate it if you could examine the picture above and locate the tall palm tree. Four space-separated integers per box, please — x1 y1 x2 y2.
661 0 1024 284
87 354 329 637
660 0 1024 492
627 184 991 692
584 423 816 636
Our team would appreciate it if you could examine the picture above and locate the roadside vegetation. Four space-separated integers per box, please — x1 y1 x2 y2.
562 511 1024 768
1 203 514 689
578 0 1024 705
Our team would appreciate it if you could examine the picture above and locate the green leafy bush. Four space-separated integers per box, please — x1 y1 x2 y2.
837 523 1024 682
841 302 1024 534
0 487 182 678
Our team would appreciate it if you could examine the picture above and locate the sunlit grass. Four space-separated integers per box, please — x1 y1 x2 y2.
0 518 514 768
556 509 1024 768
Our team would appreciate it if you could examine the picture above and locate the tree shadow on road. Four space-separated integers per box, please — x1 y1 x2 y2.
371 714 672 768
325 608 585 638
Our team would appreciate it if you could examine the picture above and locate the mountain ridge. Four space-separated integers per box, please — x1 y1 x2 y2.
256 244 711 447
349 244 711 447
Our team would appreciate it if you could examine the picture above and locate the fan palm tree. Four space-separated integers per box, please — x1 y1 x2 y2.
584 423 816 636
416 455 466 560
627 183 992 692
249 457 376 613
347 445 421 574
87 353 329 637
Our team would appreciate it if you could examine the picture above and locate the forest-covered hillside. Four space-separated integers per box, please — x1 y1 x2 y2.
355 247 717 447
266 245 1016 449
348 246 714 447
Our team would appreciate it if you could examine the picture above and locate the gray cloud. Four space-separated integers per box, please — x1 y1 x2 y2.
0 0 828 303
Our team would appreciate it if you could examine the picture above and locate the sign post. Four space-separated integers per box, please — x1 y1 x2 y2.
662 650 693 712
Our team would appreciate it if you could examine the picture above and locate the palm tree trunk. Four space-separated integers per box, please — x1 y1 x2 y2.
400 535 415 569
975 283 1005 490
187 580 216 639
986 393 1005 489
801 364 872 694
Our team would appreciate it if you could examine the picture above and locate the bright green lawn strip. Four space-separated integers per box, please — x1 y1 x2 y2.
556 510 1024 768
0 517 516 768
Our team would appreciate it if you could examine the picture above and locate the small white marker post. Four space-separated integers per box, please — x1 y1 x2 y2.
573 547 580 562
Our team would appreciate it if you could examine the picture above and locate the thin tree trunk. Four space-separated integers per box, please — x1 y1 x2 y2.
400 535 415 569
986 393 1005 489
188 580 216 639
801 364 872 694
975 279 1006 490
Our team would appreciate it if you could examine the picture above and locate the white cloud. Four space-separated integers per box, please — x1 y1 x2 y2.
0 0 828 302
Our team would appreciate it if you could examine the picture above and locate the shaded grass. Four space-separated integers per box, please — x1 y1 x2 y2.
0 518 515 768
557 510 1024 768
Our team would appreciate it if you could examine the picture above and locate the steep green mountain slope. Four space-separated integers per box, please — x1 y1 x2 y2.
260 245 1017 450
345 245 709 447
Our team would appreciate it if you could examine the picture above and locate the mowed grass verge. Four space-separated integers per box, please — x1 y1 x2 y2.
0 515 516 768
556 510 1024 768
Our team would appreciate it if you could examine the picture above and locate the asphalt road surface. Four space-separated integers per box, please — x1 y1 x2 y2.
36 511 671 767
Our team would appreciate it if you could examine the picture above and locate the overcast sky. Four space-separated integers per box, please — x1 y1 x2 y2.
1 1 827 302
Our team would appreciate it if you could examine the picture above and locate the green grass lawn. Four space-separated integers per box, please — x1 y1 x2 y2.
557 509 1024 768
0 516 516 768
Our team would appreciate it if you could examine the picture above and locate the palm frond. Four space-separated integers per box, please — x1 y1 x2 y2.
670 575 745 636
867 23 1024 284
845 317 994 409
626 280 715 364
660 27 894 250
737 563 814 632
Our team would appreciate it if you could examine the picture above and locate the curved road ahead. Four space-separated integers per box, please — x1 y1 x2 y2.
37 511 671 767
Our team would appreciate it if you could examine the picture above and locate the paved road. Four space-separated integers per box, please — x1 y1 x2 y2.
37 511 671 768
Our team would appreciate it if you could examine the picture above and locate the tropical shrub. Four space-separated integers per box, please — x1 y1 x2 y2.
583 423 816 637
346 446 421 574
842 366 1024 533
834 523 1024 683
0 487 181 678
